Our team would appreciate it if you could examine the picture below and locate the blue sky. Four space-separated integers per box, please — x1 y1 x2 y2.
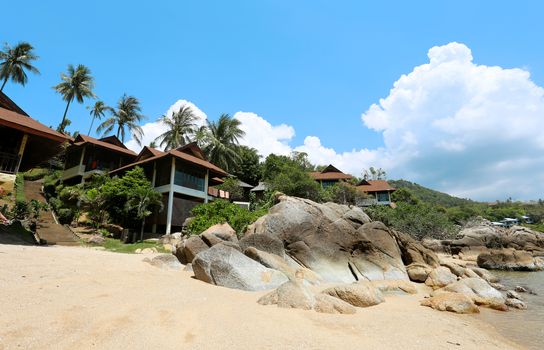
2 1 544 200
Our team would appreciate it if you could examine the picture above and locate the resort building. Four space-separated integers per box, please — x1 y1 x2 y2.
0 91 68 191
61 134 137 184
109 142 228 235
250 182 269 201
309 164 353 188
357 179 396 205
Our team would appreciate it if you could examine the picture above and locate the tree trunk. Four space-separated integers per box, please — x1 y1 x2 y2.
60 99 72 132
0 77 8 91
87 116 95 136
140 217 145 242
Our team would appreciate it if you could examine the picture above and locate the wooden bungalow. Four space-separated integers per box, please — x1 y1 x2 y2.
109 142 228 236
357 179 396 205
309 164 353 188
61 134 137 184
0 91 68 192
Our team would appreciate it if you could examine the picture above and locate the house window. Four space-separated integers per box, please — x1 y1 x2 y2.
377 191 390 202
322 180 337 188
174 161 205 191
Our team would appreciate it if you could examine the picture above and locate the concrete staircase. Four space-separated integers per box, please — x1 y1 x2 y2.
24 180 80 246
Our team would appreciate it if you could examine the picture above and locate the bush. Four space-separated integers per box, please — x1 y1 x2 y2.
10 200 30 220
15 173 25 202
23 168 49 181
366 202 457 240
57 208 75 225
98 228 111 237
42 171 61 199
187 200 267 237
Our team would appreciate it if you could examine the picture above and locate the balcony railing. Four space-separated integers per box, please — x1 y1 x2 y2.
0 152 19 174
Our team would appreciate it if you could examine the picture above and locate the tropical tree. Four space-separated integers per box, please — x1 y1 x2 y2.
53 64 95 132
154 104 198 150
0 41 40 91
97 94 144 144
125 186 163 241
202 114 245 172
86 100 111 135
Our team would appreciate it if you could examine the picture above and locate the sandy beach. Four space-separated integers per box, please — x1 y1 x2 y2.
0 244 523 350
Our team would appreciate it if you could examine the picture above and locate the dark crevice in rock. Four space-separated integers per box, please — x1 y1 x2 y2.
348 261 359 281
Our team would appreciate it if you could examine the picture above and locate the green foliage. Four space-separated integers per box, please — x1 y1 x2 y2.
81 187 108 228
100 167 162 228
187 200 266 237
28 199 47 220
201 114 245 172
217 177 245 201
23 168 49 181
389 179 473 208
230 146 262 186
57 208 75 225
321 182 367 205
43 170 61 199
10 200 30 220
97 94 144 144
366 202 457 240
0 41 40 91
98 228 111 237
391 188 420 205
15 173 25 202
262 154 321 201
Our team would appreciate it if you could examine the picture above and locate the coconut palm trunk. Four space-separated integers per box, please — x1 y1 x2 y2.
60 99 72 131
0 77 8 91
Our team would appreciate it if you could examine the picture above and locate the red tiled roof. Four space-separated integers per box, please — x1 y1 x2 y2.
357 180 396 193
73 134 137 156
0 106 68 143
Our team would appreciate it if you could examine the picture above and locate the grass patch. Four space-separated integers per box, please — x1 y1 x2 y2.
24 168 49 181
100 237 167 254
524 223 544 233
15 173 25 202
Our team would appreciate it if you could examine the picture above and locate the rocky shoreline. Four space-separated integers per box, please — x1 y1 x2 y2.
158 195 541 317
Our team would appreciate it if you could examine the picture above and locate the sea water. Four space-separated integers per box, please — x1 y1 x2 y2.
474 271 544 350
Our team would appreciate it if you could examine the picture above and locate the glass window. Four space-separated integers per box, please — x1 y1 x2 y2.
322 180 337 188
377 191 390 202
174 160 205 191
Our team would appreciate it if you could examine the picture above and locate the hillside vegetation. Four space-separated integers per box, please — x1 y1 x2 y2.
389 179 473 208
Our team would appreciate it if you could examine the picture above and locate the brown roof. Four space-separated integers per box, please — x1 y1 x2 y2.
309 164 353 181
134 146 166 162
73 134 137 156
0 106 68 143
110 145 228 178
0 91 29 116
357 180 396 193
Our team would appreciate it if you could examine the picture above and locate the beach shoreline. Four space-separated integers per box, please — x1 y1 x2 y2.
0 244 523 350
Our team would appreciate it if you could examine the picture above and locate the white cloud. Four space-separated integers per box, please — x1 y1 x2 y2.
234 112 295 157
125 100 207 152
361 42 544 200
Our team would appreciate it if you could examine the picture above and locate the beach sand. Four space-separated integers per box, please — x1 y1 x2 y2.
0 244 523 350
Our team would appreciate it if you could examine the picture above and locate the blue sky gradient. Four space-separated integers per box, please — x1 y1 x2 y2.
2 1 544 200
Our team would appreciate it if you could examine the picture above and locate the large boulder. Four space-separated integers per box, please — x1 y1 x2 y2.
245 195 413 283
239 233 285 257
322 283 384 308
436 277 506 309
421 292 480 314
477 249 544 271
425 266 458 289
369 279 418 295
200 223 238 246
467 266 499 283
392 230 440 267
181 236 209 263
258 279 356 314
192 243 288 291
505 226 544 256
144 254 183 270
244 247 322 285
406 263 433 282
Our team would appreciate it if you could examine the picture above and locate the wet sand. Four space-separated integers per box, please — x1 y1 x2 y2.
0 244 523 350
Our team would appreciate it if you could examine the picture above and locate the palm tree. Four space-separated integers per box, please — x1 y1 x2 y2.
202 114 245 172
97 94 144 144
125 186 163 241
154 105 198 150
86 100 111 135
53 64 95 132
0 41 40 91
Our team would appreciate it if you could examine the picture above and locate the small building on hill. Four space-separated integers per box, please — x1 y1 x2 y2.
109 142 228 235
357 179 396 205
61 134 137 184
0 91 69 192
309 164 353 188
